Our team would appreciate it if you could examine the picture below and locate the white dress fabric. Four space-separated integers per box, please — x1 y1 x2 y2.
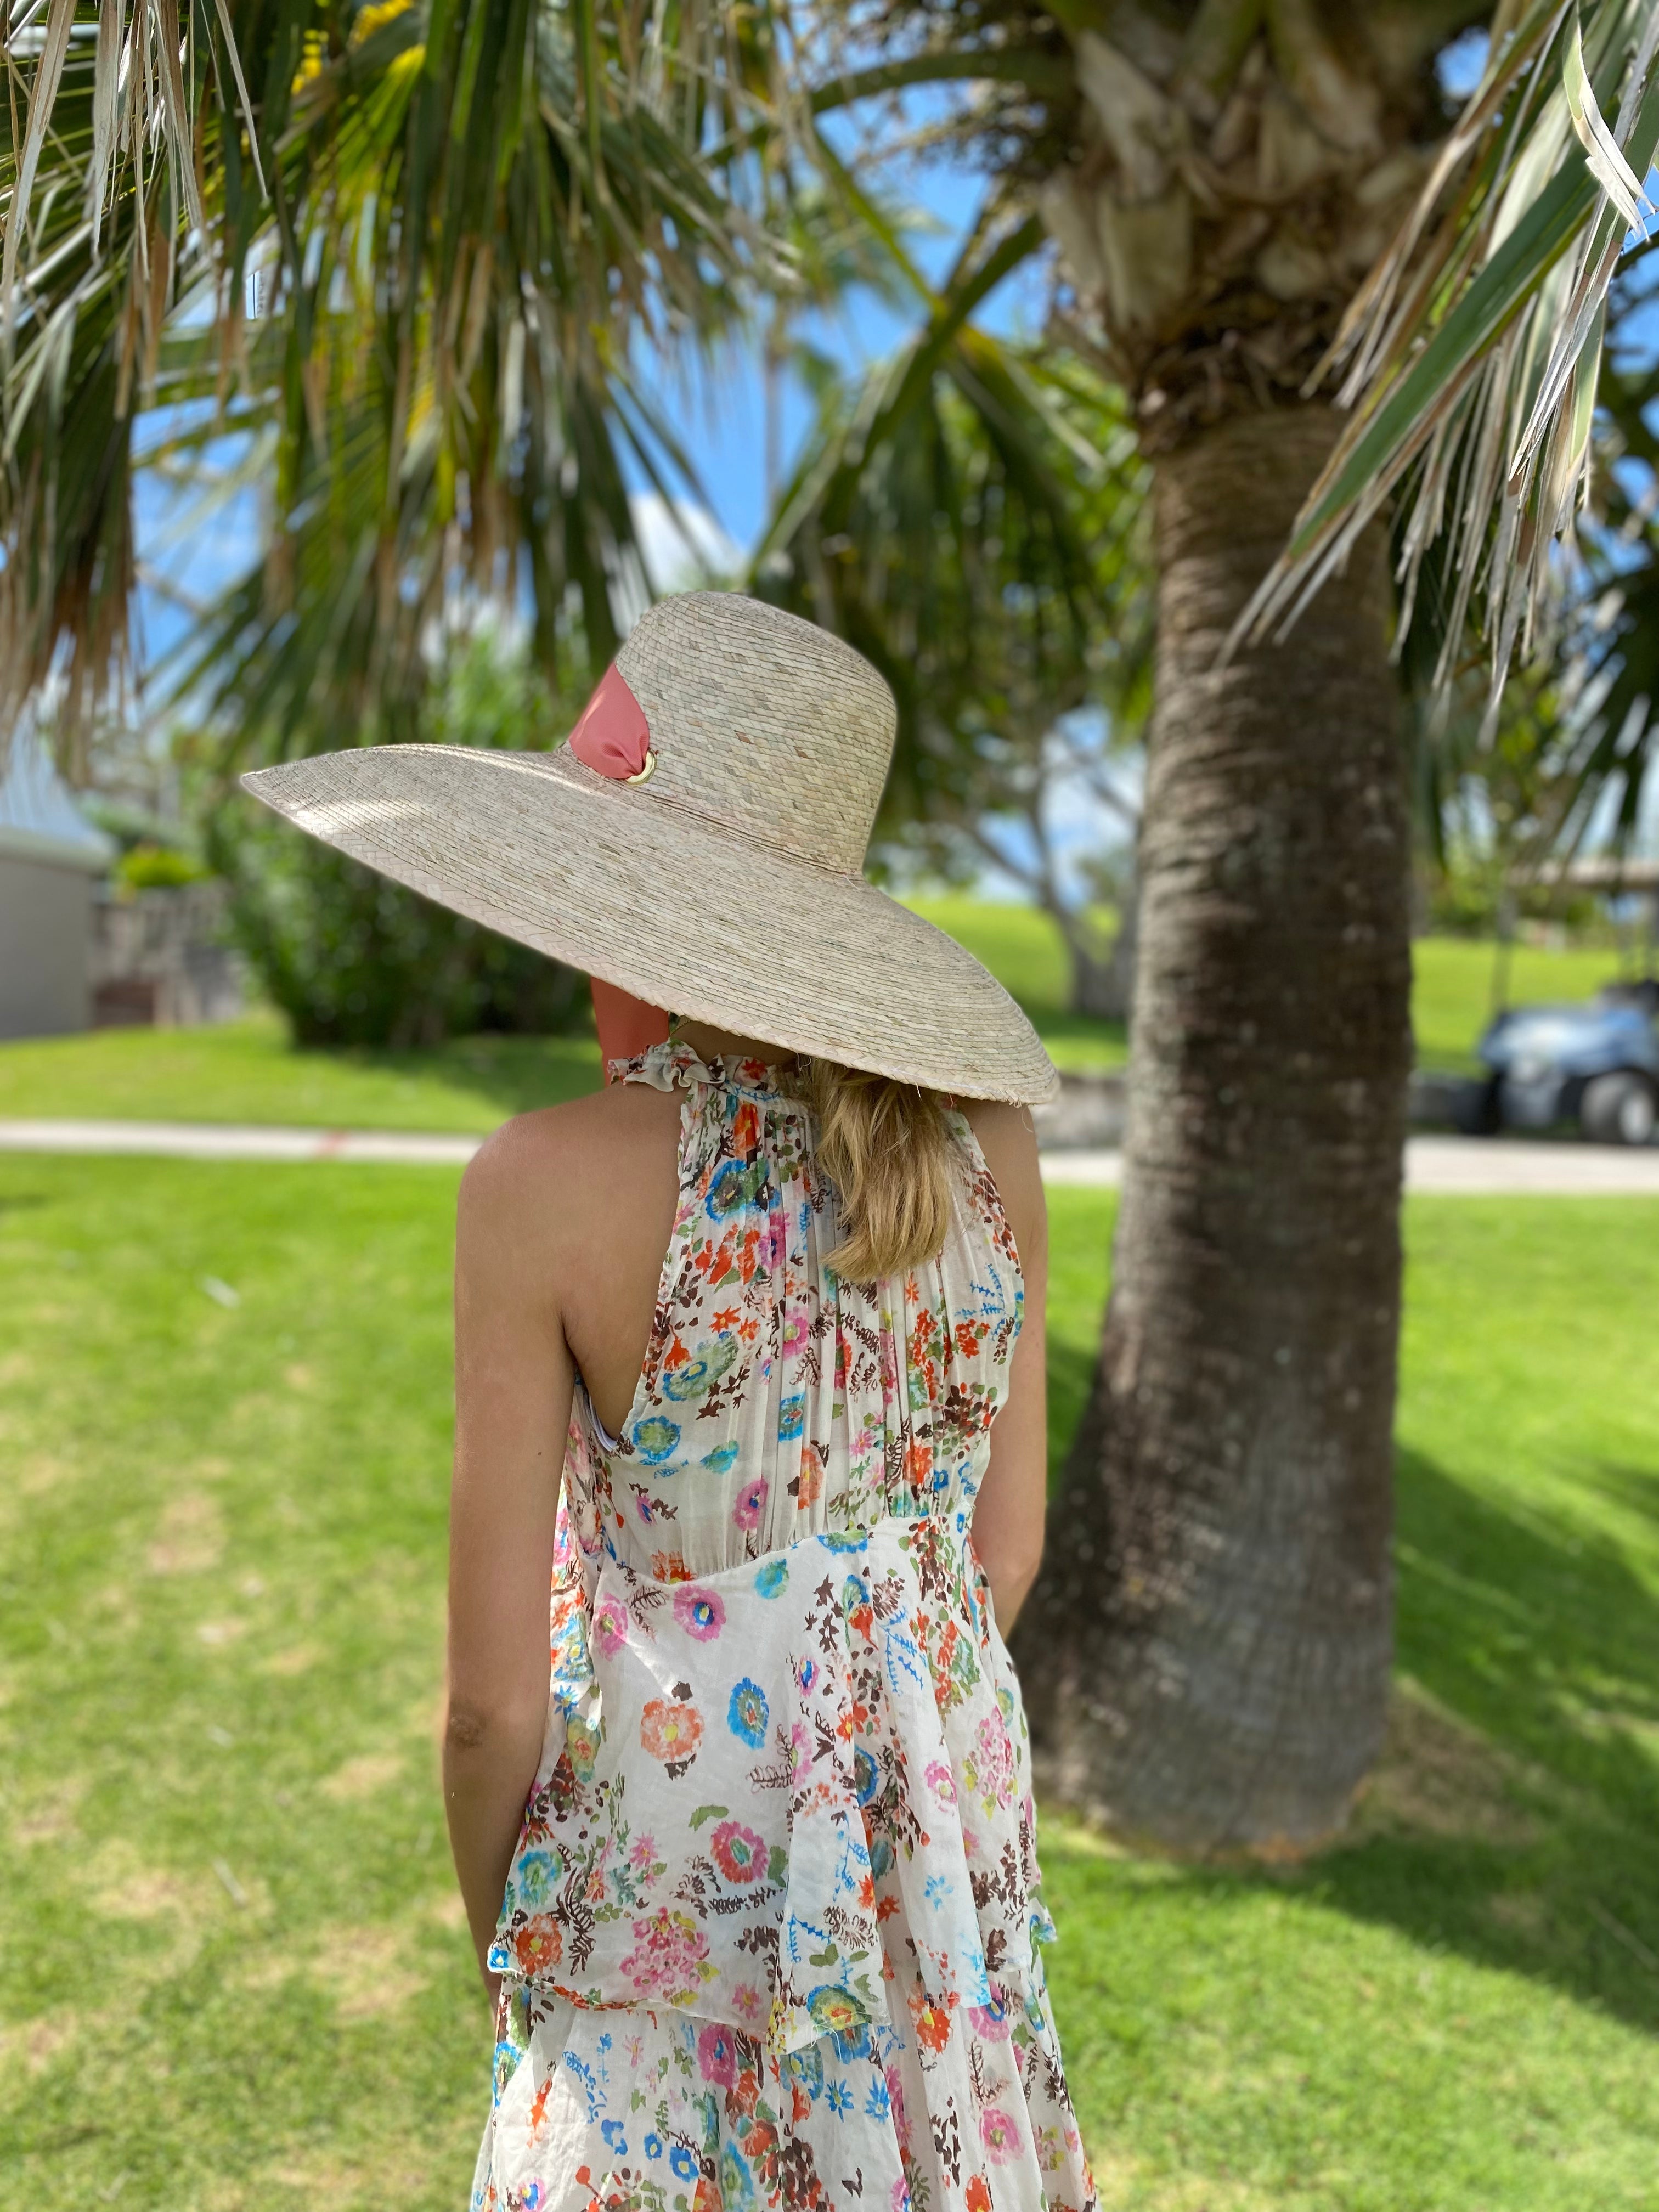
471 1041 1096 2212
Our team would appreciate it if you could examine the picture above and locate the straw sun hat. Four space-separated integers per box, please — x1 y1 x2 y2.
242 592 1058 1103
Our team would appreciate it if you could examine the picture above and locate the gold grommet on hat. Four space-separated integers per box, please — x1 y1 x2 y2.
625 749 657 785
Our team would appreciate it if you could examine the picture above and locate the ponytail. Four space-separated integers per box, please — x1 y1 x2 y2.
800 1058 956 1283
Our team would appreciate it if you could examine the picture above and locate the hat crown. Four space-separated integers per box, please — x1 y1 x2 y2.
605 594 896 873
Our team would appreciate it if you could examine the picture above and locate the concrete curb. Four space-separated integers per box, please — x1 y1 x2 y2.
3 1119 1658 1193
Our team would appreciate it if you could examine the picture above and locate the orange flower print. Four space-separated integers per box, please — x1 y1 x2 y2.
906 1440 934 1488
792 1446 825 1509
650 1550 693 1583
512 1919 562 1974
908 1991 955 2053
640 1697 704 1765
966 2179 993 2212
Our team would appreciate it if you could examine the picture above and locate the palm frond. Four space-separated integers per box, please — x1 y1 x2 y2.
0 0 786 769
751 196 1148 850
1239 0 1659 720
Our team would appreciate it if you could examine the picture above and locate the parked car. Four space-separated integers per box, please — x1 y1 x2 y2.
1457 981 1659 1144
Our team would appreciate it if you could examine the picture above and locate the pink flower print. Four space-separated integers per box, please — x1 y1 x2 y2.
592 1593 628 1661
618 1908 712 2002
697 2021 738 2087
886 2062 911 2151
891 2180 912 2212
732 1476 769 1532
981 2106 1023 2164
781 1308 810 1358
731 1981 763 2023
630 1833 658 1872
974 1710 1017 1810
787 1719 813 1784
673 1585 725 1640
924 1758 956 1805
968 2001 1011 2042
709 1819 768 1885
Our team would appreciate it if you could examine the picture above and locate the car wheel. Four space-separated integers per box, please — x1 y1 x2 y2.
1452 1076 1503 1137
1580 1071 1658 1146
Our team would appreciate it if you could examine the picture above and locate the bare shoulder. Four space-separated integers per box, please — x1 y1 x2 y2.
958 1097 1047 1271
457 1083 682 1273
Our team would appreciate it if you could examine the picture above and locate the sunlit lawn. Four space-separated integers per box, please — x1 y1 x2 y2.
0 902 1629 1125
3 1164 1656 2209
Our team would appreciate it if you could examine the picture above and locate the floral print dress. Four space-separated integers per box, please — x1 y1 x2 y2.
472 1040 1095 2212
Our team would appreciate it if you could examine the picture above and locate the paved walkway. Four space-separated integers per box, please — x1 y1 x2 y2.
3 1118 1658 1193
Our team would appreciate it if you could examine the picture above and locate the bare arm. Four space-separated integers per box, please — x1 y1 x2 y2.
963 1101 1049 1634
445 1120 575 1999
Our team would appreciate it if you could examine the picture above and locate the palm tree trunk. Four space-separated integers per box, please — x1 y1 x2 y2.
1012 406 1413 1854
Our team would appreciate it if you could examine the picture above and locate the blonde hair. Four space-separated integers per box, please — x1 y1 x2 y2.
800 1058 957 1283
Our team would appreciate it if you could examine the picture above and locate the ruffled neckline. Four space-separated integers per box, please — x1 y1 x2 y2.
606 1036 804 1101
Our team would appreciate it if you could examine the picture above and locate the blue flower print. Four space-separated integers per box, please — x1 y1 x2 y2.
632 1415 681 1465
853 1745 879 1805
865 2077 891 2122
728 1678 769 1747
826 2081 854 2116
777 1392 805 1441
645 2135 664 2162
601 2119 628 2155
706 1159 763 1220
721 2146 756 2212
753 1556 789 1598
510 1848 562 1910
669 2144 699 2182
702 1441 741 1475
663 1335 739 1402
925 1873 953 1908
784 2042 825 2097
830 2022 871 2066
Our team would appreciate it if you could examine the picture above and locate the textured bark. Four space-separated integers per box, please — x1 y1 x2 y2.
1012 405 1413 1855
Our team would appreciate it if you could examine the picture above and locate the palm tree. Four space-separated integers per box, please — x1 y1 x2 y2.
0 0 781 768
789 0 1659 1850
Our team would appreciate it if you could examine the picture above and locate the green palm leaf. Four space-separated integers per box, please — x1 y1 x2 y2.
0 0 785 768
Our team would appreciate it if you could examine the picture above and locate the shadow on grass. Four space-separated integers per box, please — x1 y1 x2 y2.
1042 1337 1659 2036
1311 1443 1659 2035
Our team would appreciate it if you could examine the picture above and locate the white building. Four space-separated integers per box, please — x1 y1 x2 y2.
0 727 115 1039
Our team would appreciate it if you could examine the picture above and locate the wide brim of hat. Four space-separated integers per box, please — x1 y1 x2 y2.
241 745 1060 1104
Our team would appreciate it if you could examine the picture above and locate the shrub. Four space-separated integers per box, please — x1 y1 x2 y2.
115 842 210 893
207 635 587 1049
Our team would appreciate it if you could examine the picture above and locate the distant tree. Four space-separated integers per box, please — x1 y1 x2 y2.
756 291 1154 1016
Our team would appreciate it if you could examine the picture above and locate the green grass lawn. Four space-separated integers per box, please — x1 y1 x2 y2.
2 1165 1655 2209
0 904 1631 1125
0 1012 602 1131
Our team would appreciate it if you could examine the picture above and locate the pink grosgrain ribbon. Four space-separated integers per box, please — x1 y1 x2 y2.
568 664 670 1069
568 662 653 781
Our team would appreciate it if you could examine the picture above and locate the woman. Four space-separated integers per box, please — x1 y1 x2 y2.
246 593 1096 2212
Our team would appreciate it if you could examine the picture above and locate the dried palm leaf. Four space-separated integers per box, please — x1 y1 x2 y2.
1239 0 1659 723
